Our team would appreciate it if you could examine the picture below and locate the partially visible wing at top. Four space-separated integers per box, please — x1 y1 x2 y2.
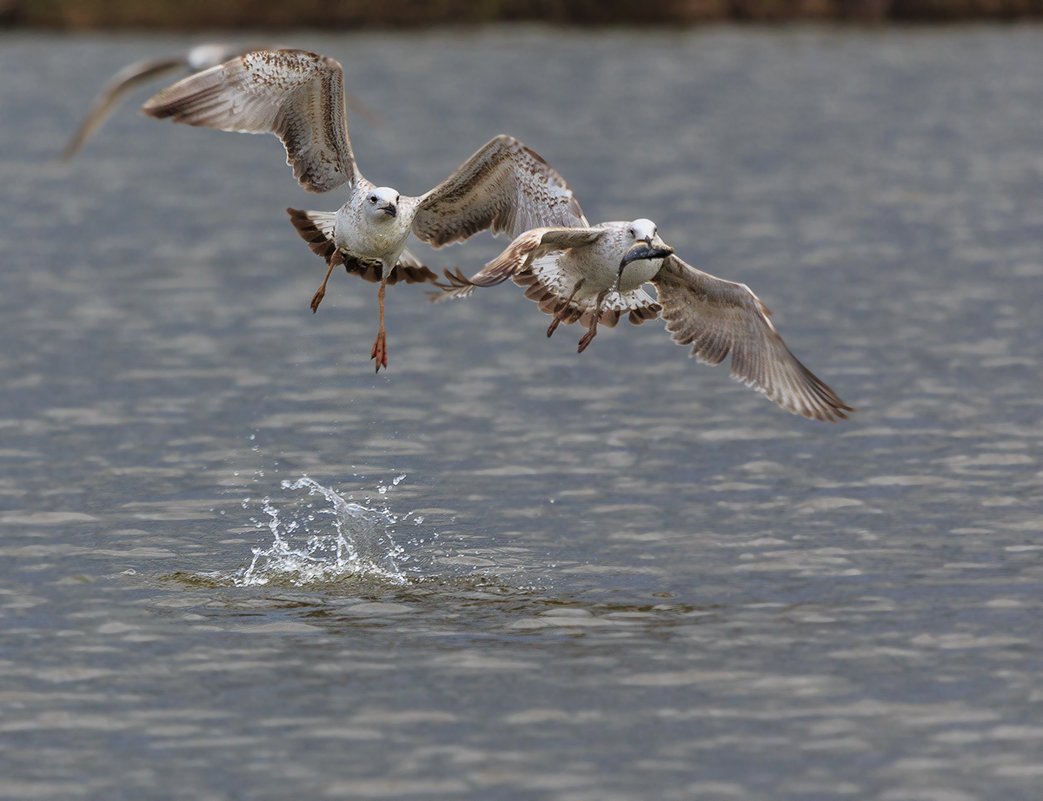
64 44 269 161
184 43 262 72
63 55 187 160
412 135 587 248
654 255 853 422
142 49 357 193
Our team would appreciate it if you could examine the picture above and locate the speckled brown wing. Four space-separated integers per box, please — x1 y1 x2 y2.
443 226 603 288
143 49 358 193
286 207 439 286
653 255 853 422
411 136 587 248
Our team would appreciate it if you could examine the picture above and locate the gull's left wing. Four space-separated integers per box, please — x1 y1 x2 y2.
413 135 588 248
653 255 853 422
142 49 359 193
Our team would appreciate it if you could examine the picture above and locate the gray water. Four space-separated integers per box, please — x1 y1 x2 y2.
2 25 1042 801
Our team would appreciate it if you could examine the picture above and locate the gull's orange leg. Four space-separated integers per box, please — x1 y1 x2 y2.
370 279 388 372
310 252 343 313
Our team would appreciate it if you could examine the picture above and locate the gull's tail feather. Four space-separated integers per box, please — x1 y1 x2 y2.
427 268 478 302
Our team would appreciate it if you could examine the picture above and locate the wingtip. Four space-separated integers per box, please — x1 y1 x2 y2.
801 393 856 423
59 140 80 162
140 92 175 119
425 268 478 302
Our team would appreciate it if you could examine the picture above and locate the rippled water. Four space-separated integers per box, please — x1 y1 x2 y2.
2 25 1042 800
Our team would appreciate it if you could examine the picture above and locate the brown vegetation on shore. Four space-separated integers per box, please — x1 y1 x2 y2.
4 0 1043 28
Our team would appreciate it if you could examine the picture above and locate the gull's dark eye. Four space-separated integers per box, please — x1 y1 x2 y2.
369 196 378 204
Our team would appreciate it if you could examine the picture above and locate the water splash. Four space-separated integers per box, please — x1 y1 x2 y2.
234 475 425 587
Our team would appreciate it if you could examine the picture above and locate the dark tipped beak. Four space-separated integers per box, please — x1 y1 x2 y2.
619 241 674 271
381 204 397 218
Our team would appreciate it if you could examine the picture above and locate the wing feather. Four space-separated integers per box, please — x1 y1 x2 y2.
412 135 587 248
653 255 853 422
143 49 357 193
433 226 602 302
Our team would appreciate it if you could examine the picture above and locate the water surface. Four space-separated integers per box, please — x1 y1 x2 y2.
1 26 1042 800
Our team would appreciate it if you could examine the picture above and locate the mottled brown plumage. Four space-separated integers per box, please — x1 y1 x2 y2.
436 220 853 422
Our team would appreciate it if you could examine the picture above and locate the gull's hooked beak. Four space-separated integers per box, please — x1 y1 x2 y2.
380 203 397 218
616 239 674 291
620 238 674 269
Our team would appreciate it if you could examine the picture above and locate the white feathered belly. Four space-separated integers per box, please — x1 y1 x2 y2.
530 252 659 315
335 216 410 263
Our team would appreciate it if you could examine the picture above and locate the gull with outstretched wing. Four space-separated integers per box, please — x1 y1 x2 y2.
436 219 853 422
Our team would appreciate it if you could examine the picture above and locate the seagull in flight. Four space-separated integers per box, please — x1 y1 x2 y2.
436 219 853 422
142 48 585 370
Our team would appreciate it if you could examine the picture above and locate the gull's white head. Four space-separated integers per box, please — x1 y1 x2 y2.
628 218 660 245
365 186 400 221
620 218 672 266
616 218 674 291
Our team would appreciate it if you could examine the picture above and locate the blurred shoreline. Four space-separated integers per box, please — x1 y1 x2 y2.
4 0 1043 29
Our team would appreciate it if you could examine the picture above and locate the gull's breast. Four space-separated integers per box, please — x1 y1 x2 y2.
618 258 663 292
335 208 410 263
